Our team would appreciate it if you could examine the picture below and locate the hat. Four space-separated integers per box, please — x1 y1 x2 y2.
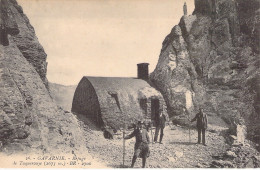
137 121 144 125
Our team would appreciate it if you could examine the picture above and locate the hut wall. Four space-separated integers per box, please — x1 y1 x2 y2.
71 78 103 126
96 90 144 129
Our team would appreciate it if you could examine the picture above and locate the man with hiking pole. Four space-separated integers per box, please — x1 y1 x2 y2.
124 121 150 168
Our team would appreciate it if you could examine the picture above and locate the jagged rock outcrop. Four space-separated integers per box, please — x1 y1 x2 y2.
0 0 87 154
150 0 260 148
1 0 48 88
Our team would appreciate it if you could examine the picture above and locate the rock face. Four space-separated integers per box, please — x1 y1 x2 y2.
1 0 48 88
150 0 260 147
0 0 87 154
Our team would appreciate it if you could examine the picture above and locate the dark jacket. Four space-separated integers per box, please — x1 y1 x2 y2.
155 114 167 128
191 111 208 129
125 128 150 147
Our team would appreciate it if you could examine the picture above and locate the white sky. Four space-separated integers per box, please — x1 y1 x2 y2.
17 0 194 85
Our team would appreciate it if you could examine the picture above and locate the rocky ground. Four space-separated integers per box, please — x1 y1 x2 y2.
83 125 227 168
74 112 259 168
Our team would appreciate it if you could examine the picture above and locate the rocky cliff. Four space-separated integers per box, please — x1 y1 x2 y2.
0 0 87 155
150 0 260 148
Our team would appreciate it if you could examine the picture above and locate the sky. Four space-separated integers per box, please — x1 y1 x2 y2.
17 0 195 85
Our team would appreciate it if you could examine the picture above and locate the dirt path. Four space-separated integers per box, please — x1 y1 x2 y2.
79 121 229 168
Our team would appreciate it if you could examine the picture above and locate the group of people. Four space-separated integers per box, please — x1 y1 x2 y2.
124 108 208 168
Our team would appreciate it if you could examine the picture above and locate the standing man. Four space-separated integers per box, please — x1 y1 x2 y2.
154 112 167 144
124 121 150 168
191 108 208 146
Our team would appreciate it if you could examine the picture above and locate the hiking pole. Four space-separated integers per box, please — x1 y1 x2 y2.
150 122 154 144
185 107 191 143
188 112 191 143
123 121 126 166
189 122 191 143
109 92 125 167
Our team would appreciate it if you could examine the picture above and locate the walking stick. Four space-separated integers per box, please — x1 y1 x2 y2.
123 122 126 166
186 108 191 143
189 122 191 143
150 122 154 144
109 92 126 167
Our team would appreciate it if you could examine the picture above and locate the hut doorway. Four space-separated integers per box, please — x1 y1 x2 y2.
151 98 159 121
140 99 147 116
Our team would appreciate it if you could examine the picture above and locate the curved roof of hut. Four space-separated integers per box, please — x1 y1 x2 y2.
82 76 164 128
85 76 150 92
84 76 163 100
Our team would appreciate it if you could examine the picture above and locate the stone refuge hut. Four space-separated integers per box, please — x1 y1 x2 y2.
72 63 167 129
